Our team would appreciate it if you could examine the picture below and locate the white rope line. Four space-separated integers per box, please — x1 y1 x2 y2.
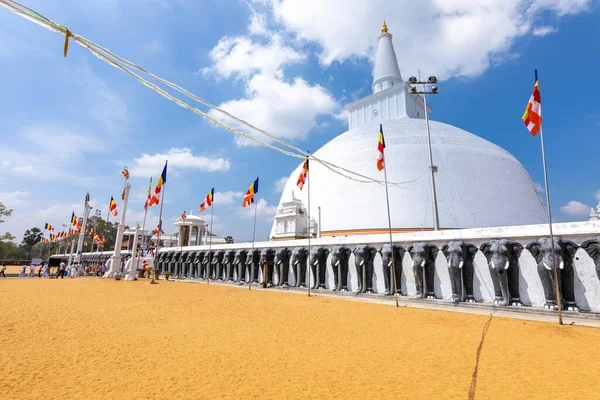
0 0 427 188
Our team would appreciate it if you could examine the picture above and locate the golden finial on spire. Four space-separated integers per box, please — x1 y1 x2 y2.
381 19 388 34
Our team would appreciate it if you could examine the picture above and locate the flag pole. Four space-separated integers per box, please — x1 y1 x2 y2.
382 141 399 308
307 152 312 297
249 192 258 291
152 161 168 284
539 123 563 324
136 195 150 278
208 200 214 284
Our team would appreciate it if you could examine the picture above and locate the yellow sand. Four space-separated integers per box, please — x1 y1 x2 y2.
1 279 599 399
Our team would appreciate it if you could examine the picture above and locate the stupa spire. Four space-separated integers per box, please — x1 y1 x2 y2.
372 20 402 93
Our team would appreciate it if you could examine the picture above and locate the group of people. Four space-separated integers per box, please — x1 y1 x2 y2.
1 262 108 279
16 263 50 278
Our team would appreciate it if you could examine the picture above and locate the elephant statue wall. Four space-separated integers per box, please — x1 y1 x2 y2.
378 243 405 295
157 253 166 275
233 249 247 284
310 247 330 289
330 246 352 291
246 249 261 284
193 251 205 279
408 243 439 299
202 251 213 280
441 241 478 303
169 252 179 276
291 247 308 287
260 248 276 286
274 248 291 286
212 250 226 281
353 244 377 293
527 237 579 310
184 252 196 279
223 250 237 281
480 239 523 306
179 252 189 278
581 237 600 282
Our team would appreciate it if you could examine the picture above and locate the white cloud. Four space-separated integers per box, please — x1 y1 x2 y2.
11 165 34 173
534 182 545 194
211 74 338 146
0 191 29 206
274 176 288 192
143 39 165 54
560 200 590 216
130 147 231 178
532 26 558 36
269 0 591 78
236 198 278 222
249 11 269 36
214 191 244 205
203 33 305 79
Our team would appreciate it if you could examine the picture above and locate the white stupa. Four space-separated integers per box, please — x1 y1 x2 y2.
270 22 547 239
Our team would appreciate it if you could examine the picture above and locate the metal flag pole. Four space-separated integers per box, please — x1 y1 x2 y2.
307 153 312 297
152 161 168 284
207 200 214 284
136 192 150 278
381 127 399 307
423 90 440 231
539 124 563 324
249 191 258 291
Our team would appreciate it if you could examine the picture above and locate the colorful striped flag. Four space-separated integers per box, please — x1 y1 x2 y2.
153 220 162 236
199 188 214 213
296 159 309 190
44 223 54 231
110 196 118 217
522 70 542 136
76 218 83 232
84 192 90 206
181 211 186 220
149 161 168 207
377 124 385 171
71 212 77 226
144 177 153 211
242 178 259 207
122 166 130 180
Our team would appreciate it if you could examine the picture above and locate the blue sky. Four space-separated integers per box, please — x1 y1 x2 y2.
0 0 598 242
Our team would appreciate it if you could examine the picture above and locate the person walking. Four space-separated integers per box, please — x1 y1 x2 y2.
57 262 65 279
0 264 6 278
41 263 49 278
27 264 35 278
18 265 26 278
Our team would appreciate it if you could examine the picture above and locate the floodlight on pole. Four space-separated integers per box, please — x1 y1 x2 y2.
408 75 441 231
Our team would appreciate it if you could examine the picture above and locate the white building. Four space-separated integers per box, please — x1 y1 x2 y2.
270 22 548 239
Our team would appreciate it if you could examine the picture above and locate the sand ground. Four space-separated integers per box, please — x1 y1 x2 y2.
1 278 599 399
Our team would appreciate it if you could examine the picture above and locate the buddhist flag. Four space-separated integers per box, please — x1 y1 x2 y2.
242 178 259 207
93 234 100 242
71 212 77 226
522 70 542 136
44 223 54 231
122 166 130 180
85 192 90 206
149 161 167 207
377 124 385 171
296 159 309 190
43 238 49 244
199 188 214 213
110 196 118 217
76 218 83 231
153 220 162 235
181 211 186 220
144 177 153 211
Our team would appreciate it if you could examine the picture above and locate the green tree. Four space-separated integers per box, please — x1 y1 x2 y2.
0 202 12 224
224 236 234 244
22 227 43 259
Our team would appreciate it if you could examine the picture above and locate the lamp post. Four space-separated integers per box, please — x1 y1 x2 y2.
408 75 441 231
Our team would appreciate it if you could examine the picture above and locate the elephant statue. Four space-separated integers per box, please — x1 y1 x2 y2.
233 249 247 284
223 250 237 281
185 252 197 279
202 251 213 280
330 246 352 291
310 247 330 289
580 237 600 282
211 250 226 281
193 251 205 279
441 241 478 303
274 248 292 286
480 239 523 306
353 244 377 293
408 243 439 299
157 253 166 275
246 249 261 284
179 252 189 279
527 237 579 311
378 243 405 295
259 248 276 286
168 252 178 276
291 247 308 287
